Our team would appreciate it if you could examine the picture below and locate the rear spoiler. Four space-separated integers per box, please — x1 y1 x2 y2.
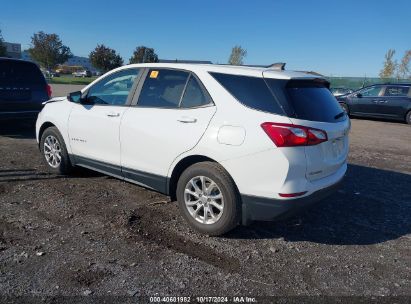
266 62 286 70
286 78 330 89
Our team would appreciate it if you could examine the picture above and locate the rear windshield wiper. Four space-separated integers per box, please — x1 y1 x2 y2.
334 111 345 120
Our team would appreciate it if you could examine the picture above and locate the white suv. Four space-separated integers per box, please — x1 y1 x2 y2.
36 63 349 235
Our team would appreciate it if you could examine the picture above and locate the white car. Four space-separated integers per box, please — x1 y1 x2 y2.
72 70 92 78
36 63 350 235
331 87 353 97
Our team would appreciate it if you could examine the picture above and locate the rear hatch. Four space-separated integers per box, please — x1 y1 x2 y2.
0 60 49 112
264 76 350 181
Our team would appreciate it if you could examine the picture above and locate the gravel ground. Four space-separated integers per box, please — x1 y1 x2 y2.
0 118 410 301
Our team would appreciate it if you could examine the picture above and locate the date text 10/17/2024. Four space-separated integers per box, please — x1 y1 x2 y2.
149 296 257 303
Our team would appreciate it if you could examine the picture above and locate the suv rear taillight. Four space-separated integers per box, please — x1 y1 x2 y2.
261 122 327 147
46 84 52 99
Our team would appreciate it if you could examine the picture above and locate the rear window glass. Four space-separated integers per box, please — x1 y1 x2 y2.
180 76 210 108
384 86 409 97
0 60 45 86
210 72 284 114
268 79 346 123
138 69 189 108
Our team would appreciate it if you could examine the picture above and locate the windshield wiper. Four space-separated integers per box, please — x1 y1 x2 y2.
334 111 345 120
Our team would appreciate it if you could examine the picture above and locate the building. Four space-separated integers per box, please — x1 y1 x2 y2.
65 56 98 73
3 42 21 59
21 50 32 61
20 52 99 74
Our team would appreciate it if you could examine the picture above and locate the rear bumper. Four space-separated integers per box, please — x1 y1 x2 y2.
241 178 343 225
0 111 40 120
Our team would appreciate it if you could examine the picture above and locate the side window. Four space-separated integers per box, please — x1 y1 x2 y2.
210 72 284 114
384 86 409 97
359 86 382 97
137 69 189 108
87 69 140 105
180 76 210 108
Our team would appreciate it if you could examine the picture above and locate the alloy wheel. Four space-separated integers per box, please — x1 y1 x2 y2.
43 135 62 168
184 176 224 224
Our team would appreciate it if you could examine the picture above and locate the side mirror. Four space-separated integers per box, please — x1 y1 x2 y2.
68 91 83 103
355 93 363 98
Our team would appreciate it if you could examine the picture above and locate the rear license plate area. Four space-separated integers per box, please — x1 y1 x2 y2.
331 137 344 157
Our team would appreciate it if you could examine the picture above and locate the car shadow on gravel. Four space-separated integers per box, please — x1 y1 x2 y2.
0 167 102 183
228 164 411 245
0 169 57 183
0 121 36 139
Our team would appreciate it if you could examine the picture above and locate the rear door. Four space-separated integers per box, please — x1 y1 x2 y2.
379 85 410 119
265 77 350 181
0 60 48 114
120 68 216 192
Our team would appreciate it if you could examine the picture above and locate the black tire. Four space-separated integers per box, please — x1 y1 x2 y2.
406 110 411 125
40 126 73 175
176 161 240 236
340 103 350 116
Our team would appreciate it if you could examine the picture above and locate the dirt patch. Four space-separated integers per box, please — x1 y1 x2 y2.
125 207 240 273
70 268 113 287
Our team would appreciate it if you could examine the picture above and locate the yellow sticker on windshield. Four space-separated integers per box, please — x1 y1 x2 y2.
150 70 159 78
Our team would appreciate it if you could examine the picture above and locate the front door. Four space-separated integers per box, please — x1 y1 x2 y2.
68 68 141 172
350 85 383 116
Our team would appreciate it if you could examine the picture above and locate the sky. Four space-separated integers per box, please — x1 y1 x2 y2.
1 0 410 77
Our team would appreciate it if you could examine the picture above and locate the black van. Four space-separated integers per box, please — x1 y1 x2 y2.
0 58 51 121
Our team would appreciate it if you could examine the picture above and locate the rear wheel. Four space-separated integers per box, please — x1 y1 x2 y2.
406 110 411 124
176 162 240 236
40 127 73 175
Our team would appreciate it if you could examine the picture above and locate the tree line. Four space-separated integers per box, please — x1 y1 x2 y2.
0 30 7 56
26 31 161 72
379 49 411 80
1 29 248 73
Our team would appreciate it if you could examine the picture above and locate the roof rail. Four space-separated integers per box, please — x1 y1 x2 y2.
159 59 212 64
216 63 287 70
383 82 411 85
266 62 286 70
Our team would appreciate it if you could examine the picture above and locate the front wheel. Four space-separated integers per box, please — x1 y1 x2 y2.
40 126 73 175
176 162 240 236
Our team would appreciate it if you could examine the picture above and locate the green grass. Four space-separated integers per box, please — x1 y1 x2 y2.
48 76 98 85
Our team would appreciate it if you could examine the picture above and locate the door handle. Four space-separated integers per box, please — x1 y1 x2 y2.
372 100 379 103
177 116 197 123
379 100 387 103
106 112 120 117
